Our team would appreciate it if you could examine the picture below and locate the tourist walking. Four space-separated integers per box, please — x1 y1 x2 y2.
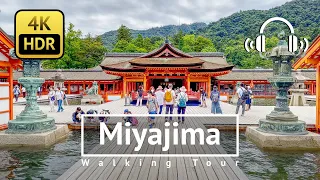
235 83 249 116
136 86 143 106
164 84 175 121
177 86 188 123
124 91 132 106
154 86 165 114
146 91 158 128
63 89 69 106
199 87 207 108
210 85 222 114
13 85 20 102
21 86 26 98
48 87 56 112
56 87 65 112
246 86 253 111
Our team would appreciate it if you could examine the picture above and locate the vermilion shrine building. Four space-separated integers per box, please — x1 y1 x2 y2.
12 41 317 99
100 41 234 99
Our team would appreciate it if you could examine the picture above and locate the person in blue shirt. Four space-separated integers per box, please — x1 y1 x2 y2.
72 107 85 124
210 85 222 114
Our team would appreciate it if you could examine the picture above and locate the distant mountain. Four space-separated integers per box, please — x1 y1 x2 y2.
100 22 207 49
197 0 320 49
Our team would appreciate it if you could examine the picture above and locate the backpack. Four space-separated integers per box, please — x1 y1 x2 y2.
241 88 249 100
164 90 173 102
178 93 187 107
148 98 157 110
131 117 139 126
211 91 219 102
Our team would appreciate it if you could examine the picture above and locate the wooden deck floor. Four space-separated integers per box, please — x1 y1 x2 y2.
58 106 247 180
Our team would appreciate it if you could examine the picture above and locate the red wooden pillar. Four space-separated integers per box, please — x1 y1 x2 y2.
67 82 71 94
316 64 320 131
8 66 13 120
312 82 315 95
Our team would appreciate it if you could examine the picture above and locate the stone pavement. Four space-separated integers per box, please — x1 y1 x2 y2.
13 98 316 125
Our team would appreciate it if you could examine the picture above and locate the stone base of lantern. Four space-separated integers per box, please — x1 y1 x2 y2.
289 89 309 106
246 126 320 150
81 95 104 105
0 125 69 147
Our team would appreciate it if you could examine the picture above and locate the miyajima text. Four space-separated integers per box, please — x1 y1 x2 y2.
100 122 220 152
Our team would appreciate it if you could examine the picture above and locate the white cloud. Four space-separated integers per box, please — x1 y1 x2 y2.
0 0 292 35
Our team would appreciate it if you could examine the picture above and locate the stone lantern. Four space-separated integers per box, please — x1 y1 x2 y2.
0 50 68 148
245 30 320 150
256 31 308 135
6 59 56 134
51 69 66 91
288 70 309 106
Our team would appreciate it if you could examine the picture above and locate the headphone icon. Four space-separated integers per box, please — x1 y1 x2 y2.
245 17 309 53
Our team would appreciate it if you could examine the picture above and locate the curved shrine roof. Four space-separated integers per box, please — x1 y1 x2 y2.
100 41 233 73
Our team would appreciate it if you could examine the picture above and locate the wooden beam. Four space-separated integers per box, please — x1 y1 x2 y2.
293 37 320 69
306 58 320 65
0 110 10 114
0 72 9 77
0 34 14 48
306 63 314 69
0 61 11 67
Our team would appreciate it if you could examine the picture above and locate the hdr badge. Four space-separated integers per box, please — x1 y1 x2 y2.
15 10 65 59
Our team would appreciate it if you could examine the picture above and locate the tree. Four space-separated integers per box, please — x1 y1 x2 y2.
143 37 153 51
182 34 196 52
42 23 82 69
117 25 132 42
266 36 279 51
78 34 107 68
133 34 144 48
172 30 184 49
195 36 215 52
42 23 106 69
113 40 129 52
201 46 217 52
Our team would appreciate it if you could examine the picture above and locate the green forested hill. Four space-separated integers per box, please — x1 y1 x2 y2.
198 0 320 48
195 0 320 68
100 0 320 68
100 22 207 49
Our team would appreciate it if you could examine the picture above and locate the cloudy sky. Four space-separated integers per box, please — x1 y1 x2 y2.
1 0 292 36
